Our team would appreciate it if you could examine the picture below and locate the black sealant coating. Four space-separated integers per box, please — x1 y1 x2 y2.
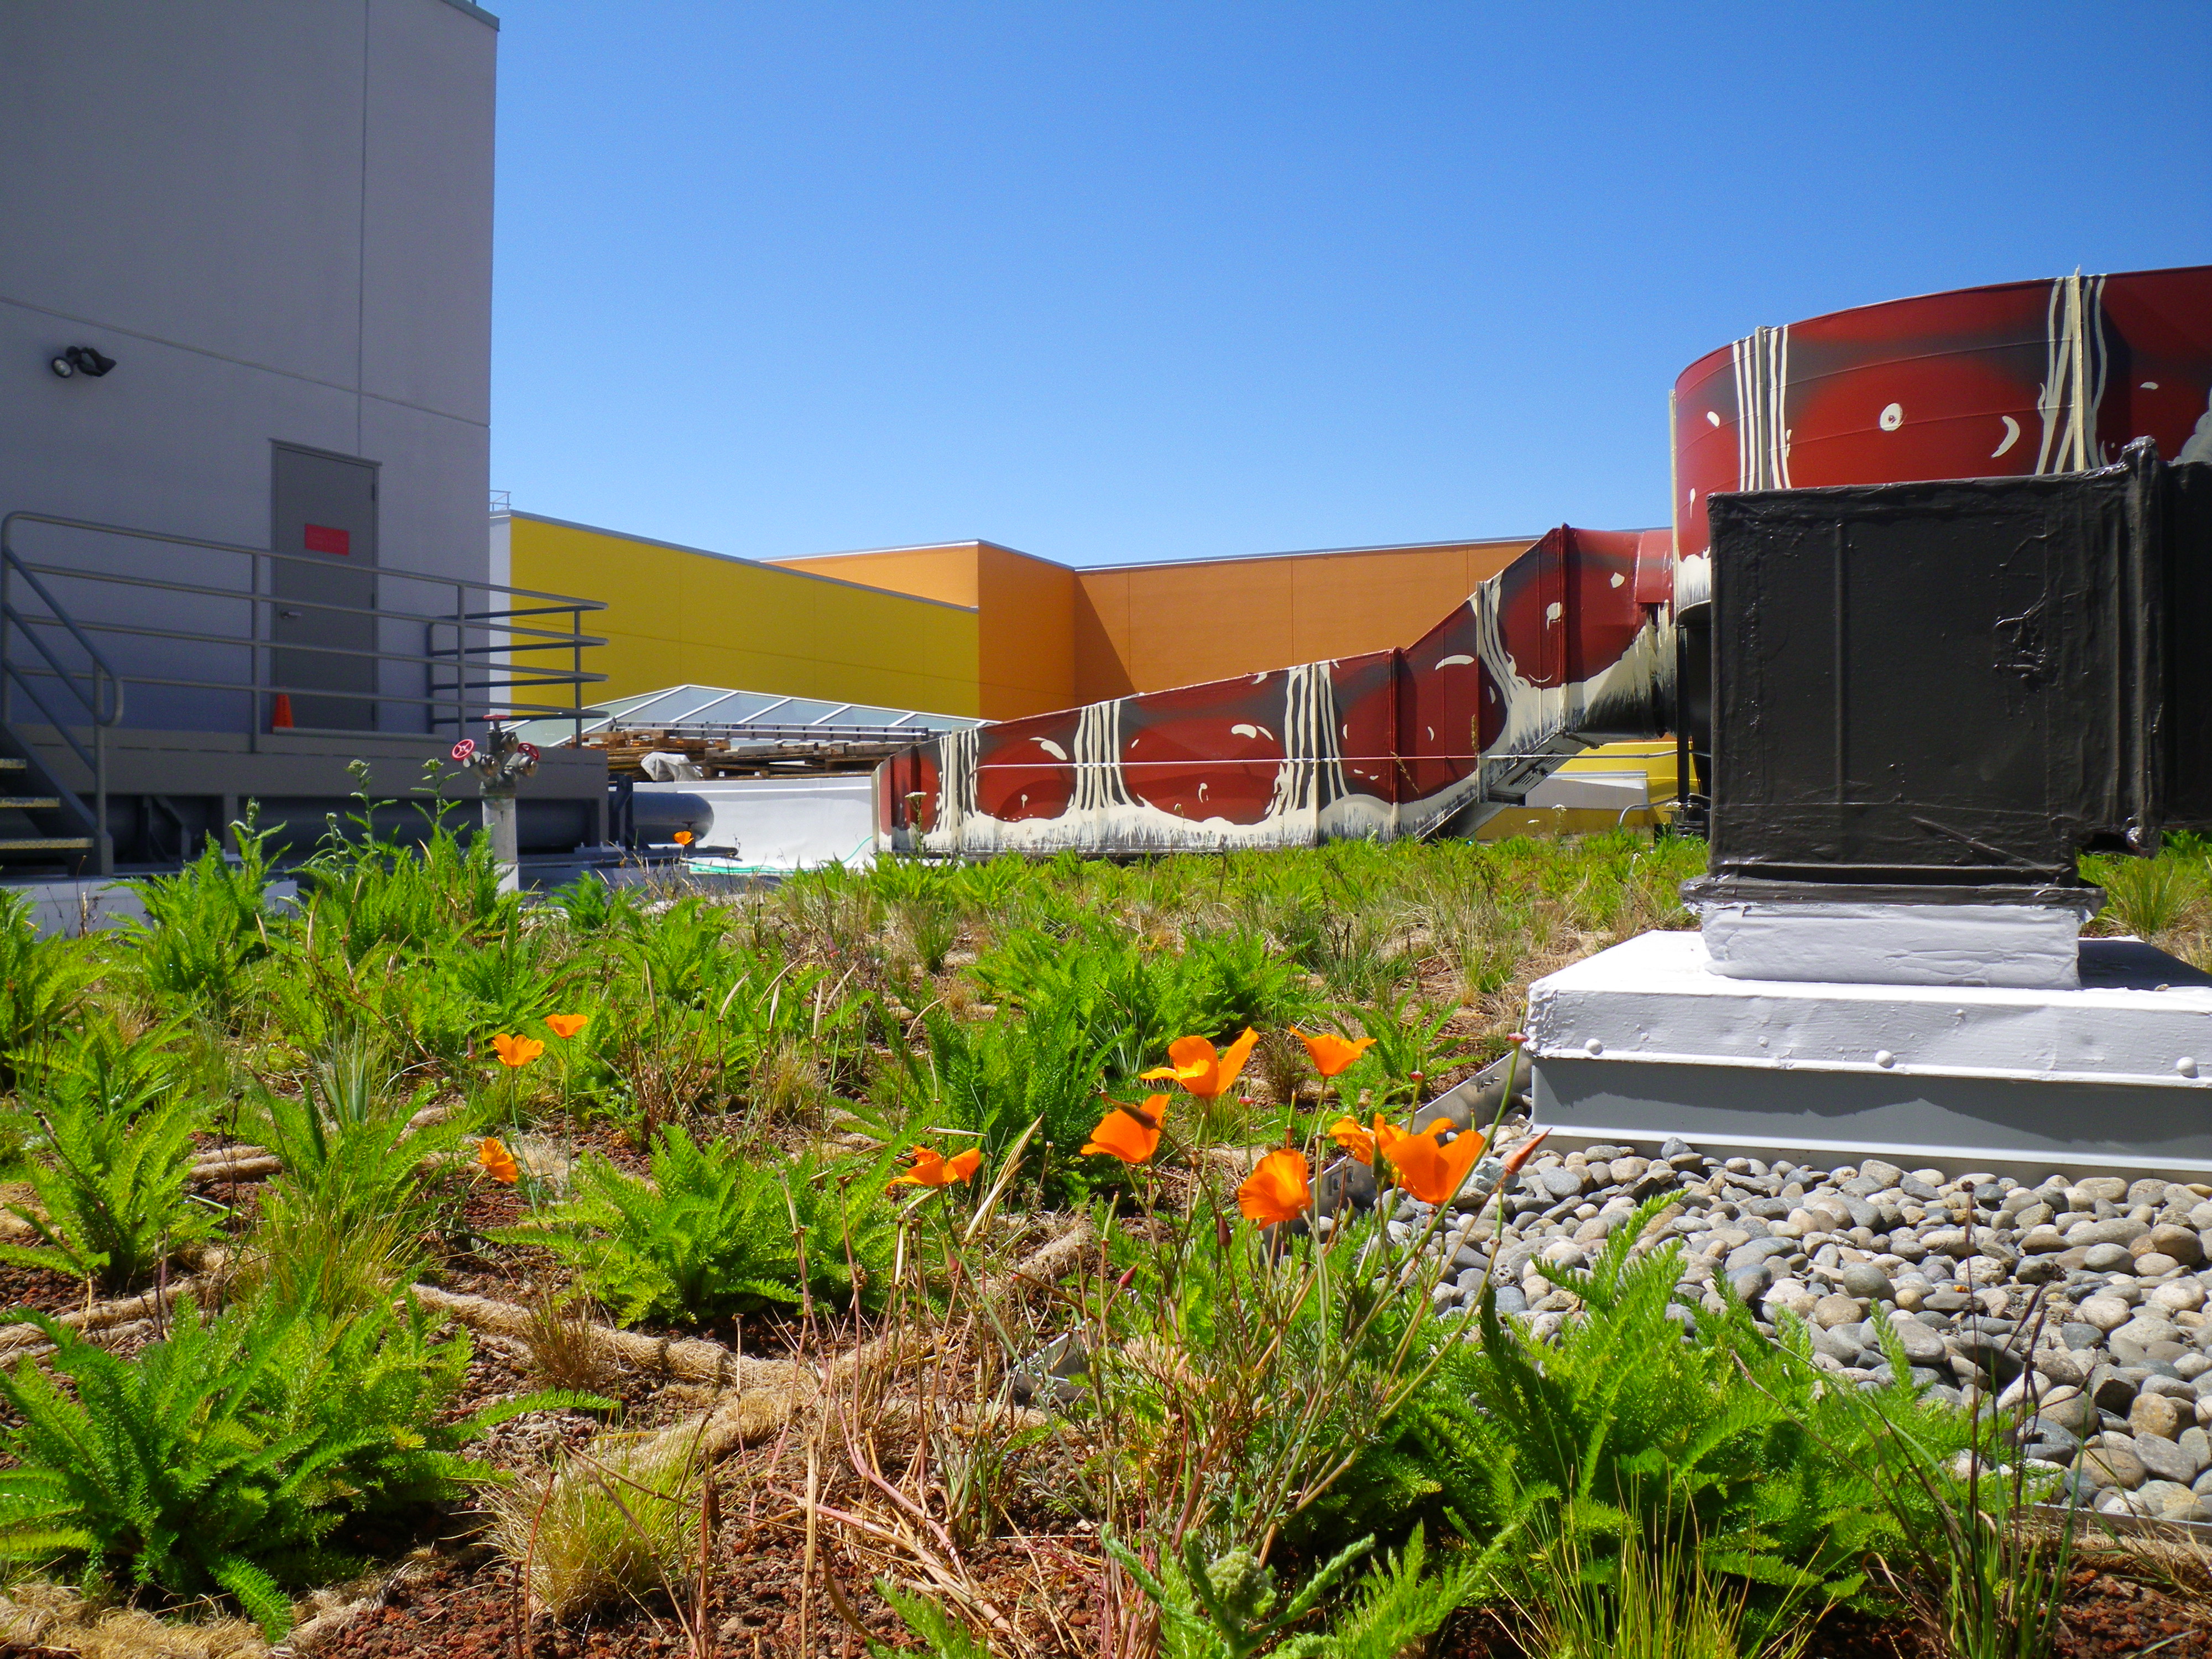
1699 440 2211 891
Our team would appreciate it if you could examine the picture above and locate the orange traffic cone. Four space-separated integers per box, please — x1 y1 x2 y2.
269 693 294 731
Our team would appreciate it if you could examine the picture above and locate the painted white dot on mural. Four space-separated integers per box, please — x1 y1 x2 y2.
1879 403 1904 431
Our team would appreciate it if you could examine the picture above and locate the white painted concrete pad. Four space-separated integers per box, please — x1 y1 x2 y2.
1525 930 2212 1177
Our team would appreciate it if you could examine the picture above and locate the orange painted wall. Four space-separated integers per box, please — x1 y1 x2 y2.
1070 538 1535 702
770 542 989 609
770 534 1536 718
769 540 1079 720
976 545 1078 720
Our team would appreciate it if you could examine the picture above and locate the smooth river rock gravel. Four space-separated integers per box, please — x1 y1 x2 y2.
1321 1126 2212 1525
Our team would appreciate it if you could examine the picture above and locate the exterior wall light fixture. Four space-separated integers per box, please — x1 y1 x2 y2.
50 345 116 379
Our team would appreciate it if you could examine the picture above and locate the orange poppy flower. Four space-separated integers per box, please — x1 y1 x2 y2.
673 830 693 846
1081 1095 1167 1164
493 1033 545 1068
1237 1147 1311 1228
1327 1115 1377 1164
1292 1029 1376 1078
890 1145 984 1188
476 1136 519 1184
545 1013 589 1040
1380 1123 1489 1206
1141 1029 1259 1101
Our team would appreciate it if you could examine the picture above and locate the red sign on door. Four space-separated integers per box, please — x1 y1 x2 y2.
303 523 351 556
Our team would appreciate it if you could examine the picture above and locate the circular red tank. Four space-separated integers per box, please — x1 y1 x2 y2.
1673 264 2212 562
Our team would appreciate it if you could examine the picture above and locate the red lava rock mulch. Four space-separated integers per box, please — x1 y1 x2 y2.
0 1262 93 1319
324 1529 1058 1659
320 1535 2212 1659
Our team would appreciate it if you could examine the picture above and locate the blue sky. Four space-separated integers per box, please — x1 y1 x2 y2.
490 3 2211 568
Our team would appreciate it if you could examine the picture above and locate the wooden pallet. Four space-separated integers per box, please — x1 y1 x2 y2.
591 727 910 780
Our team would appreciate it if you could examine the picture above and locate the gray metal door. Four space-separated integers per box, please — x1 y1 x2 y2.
270 444 378 730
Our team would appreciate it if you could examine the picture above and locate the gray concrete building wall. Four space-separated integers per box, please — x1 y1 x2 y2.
0 0 498 732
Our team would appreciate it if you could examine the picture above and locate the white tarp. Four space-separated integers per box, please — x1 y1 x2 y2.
634 775 875 871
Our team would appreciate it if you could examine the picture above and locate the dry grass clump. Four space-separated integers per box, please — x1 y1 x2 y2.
487 1428 703 1622
0 1582 268 1658
518 1280 623 1394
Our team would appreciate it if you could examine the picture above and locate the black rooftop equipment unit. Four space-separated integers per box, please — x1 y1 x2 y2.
1682 440 2212 913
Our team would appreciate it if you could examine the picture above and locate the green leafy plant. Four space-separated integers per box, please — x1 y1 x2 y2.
0 1295 599 1639
1097 1524 1490 1659
865 1003 1112 1198
971 922 1192 1076
621 898 742 1010
10 1013 187 1126
1311 1198 1972 1622
0 1092 211 1291
1108 1532 1376 1659
500 1127 898 1324
1179 928 1317 1039
248 1039 465 1231
0 890 104 1084
126 812 280 1020
236 1038 473 1314
1105 1528 1485 1659
551 870 643 935
1324 1522 1489 1659
1338 990 1481 1106
294 763 513 966
866 1578 995 1659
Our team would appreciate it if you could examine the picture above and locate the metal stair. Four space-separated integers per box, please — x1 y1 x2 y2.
2 538 118 876
0 732 101 875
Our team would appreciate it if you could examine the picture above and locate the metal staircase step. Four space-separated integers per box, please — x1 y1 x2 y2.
0 797 61 811
0 836 94 853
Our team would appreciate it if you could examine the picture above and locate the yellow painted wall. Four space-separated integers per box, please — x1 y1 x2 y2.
504 515 981 716
770 541 1080 721
1474 741 1686 839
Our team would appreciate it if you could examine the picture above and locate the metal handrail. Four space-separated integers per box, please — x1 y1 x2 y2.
0 512 613 875
1 510 607 737
1 562 599 649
